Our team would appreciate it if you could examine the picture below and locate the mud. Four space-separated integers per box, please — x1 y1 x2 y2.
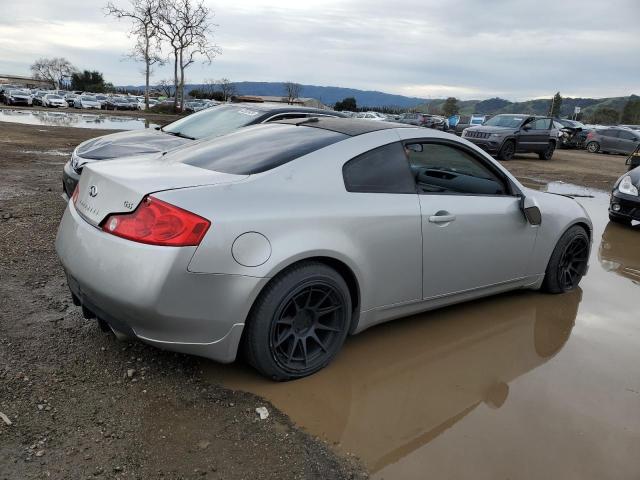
0 109 160 130
205 187 640 480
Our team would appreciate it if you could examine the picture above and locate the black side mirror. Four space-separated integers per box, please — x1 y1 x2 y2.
521 196 542 226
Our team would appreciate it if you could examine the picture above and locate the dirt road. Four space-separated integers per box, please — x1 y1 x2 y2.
0 121 631 479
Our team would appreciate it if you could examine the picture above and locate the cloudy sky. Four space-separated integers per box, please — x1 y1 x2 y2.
1 0 638 100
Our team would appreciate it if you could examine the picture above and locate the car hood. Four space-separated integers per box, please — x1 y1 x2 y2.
466 126 517 135
75 129 191 161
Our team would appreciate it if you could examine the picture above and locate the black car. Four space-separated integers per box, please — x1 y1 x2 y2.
62 103 346 198
609 162 640 226
462 114 557 161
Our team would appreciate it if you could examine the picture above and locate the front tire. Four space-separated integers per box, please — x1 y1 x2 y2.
243 262 351 381
542 225 589 294
497 140 515 161
586 141 600 153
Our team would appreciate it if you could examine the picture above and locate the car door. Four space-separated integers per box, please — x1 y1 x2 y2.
600 129 618 151
402 138 538 299
530 118 552 151
515 116 536 151
616 130 640 154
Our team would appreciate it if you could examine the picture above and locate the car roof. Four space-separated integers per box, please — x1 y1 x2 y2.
225 102 345 116
275 117 410 136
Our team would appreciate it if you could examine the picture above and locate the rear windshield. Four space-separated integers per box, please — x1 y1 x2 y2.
171 124 347 174
162 105 265 140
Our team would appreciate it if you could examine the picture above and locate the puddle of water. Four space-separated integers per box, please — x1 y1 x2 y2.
20 149 71 157
204 184 640 479
0 109 159 130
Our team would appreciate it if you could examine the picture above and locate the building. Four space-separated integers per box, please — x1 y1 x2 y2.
0 74 51 88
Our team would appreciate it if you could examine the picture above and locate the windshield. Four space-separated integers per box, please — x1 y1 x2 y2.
483 115 526 128
162 105 263 140
47 95 62 100
10 90 27 95
81 96 96 101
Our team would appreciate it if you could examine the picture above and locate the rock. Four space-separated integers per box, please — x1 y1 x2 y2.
35 450 45 457
126 369 136 379
197 440 210 450
37 404 44 411
0 412 12 426
256 406 269 420
2 213 11 220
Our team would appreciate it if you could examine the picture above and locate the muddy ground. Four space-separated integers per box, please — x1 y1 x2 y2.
0 121 632 479
0 122 365 480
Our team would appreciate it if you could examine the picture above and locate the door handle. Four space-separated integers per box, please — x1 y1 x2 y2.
428 213 456 223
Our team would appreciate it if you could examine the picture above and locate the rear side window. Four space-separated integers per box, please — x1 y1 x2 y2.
173 124 347 174
532 118 551 129
343 142 416 193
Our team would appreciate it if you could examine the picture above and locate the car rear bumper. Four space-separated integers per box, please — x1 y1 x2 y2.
609 190 640 221
55 202 269 363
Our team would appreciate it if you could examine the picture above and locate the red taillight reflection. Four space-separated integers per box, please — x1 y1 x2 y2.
71 185 79 204
101 196 210 247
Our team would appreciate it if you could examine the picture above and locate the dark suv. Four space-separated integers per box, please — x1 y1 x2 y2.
462 114 557 160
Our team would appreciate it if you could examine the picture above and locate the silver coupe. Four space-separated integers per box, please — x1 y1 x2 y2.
56 118 592 380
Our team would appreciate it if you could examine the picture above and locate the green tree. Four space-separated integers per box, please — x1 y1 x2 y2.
548 92 563 117
70 70 110 92
442 97 459 117
334 97 357 111
620 96 640 124
590 107 620 125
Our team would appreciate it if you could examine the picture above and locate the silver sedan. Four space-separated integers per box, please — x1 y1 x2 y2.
56 118 592 380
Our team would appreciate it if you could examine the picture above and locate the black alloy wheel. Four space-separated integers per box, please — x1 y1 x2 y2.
539 141 555 160
498 140 515 161
269 282 347 374
542 225 590 293
244 262 351 380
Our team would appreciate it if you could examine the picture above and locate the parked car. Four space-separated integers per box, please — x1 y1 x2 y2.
42 94 67 108
32 91 47 106
354 111 387 121
73 95 101 109
56 117 592 380
422 114 449 131
5 89 33 106
104 96 135 110
462 114 557 160
94 94 109 109
62 103 347 198
608 163 640 226
65 93 78 107
553 118 589 149
396 112 430 127
585 127 640 155
0 84 22 103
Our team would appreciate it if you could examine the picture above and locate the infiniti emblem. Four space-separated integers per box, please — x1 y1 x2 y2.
88 185 98 197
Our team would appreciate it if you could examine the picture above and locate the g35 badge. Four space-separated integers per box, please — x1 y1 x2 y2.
123 201 134 210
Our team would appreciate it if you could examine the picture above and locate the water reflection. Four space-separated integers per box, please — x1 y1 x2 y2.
599 222 640 285
0 108 158 130
205 289 580 473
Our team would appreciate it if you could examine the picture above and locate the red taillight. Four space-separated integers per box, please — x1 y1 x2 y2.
71 185 79 204
101 196 210 247
586 132 594 139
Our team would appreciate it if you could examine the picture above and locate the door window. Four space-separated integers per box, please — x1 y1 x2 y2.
532 118 551 130
405 142 508 195
618 130 637 141
343 142 416 193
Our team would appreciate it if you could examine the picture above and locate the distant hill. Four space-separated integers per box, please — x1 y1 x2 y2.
415 95 638 118
120 81 428 108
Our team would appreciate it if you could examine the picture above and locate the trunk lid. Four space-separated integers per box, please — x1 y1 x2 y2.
74 157 247 227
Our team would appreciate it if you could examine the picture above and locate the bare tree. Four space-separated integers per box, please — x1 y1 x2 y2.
30 58 76 89
105 0 163 109
283 82 302 104
216 78 235 101
157 78 175 97
155 0 220 111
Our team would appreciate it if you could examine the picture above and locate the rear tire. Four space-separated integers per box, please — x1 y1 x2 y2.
542 225 589 294
244 262 351 381
497 140 515 161
538 141 556 160
586 141 600 153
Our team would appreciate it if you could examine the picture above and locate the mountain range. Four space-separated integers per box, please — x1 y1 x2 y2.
120 80 636 117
